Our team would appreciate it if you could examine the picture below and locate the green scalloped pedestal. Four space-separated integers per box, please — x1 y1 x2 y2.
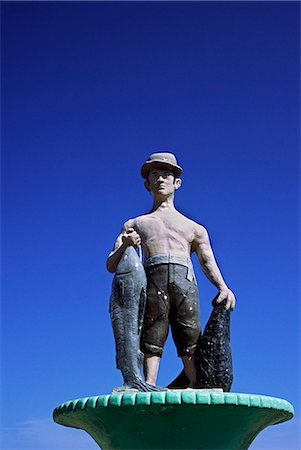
53 391 293 449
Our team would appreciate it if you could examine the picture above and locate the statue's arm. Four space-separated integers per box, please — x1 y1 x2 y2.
192 225 236 311
106 220 141 273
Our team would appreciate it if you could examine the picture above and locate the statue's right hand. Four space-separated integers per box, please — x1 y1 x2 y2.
122 228 141 248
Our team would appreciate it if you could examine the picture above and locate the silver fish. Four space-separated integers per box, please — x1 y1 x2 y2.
110 246 164 392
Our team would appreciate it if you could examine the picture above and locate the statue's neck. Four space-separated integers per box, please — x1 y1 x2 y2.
150 195 176 213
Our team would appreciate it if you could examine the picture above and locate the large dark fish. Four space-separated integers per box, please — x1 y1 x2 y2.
110 246 164 392
167 298 233 391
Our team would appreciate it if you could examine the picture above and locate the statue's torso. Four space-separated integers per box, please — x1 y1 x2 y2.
133 210 196 260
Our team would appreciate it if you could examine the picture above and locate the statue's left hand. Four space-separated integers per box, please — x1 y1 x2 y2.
216 287 236 311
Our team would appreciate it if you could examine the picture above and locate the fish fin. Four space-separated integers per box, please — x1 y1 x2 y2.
130 380 167 392
112 384 139 393
167 370 190 389
118 279 125 306
137 287 146 333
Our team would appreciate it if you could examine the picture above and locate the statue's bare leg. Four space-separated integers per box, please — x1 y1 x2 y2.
144 355 160 385
181 355 198 388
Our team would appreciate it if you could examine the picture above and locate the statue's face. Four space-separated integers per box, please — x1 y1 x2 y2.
146 168 181 197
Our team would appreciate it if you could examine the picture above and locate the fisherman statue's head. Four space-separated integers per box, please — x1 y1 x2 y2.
141 152 182 199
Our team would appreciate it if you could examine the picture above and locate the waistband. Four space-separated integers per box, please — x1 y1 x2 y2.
144 254 197 284
144 254 192 268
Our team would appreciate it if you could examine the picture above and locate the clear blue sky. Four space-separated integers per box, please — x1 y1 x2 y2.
2 2 300 449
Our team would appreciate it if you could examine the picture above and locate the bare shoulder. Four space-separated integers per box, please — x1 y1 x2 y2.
184 218 209 245
194 222 209 238
177 213 207 236
123 214 148 231
132 213 153 231
111 217 138 251
122 217 136 231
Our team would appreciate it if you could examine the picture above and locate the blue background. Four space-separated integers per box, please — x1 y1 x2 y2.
2 2 300 449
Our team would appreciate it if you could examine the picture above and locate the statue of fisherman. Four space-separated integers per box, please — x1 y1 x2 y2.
106 153 235 388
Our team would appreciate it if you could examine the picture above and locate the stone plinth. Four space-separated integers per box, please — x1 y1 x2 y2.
53 391 293 449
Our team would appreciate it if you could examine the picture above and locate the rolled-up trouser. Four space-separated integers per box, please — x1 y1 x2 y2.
141 262 200 358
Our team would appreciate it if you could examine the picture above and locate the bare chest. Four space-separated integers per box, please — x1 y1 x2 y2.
136 213 194 252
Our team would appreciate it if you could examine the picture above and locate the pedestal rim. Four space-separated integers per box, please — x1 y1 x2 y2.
53 391 294 449
53 391 294 425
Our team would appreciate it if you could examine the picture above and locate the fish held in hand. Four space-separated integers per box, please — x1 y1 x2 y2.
110 246 165 392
